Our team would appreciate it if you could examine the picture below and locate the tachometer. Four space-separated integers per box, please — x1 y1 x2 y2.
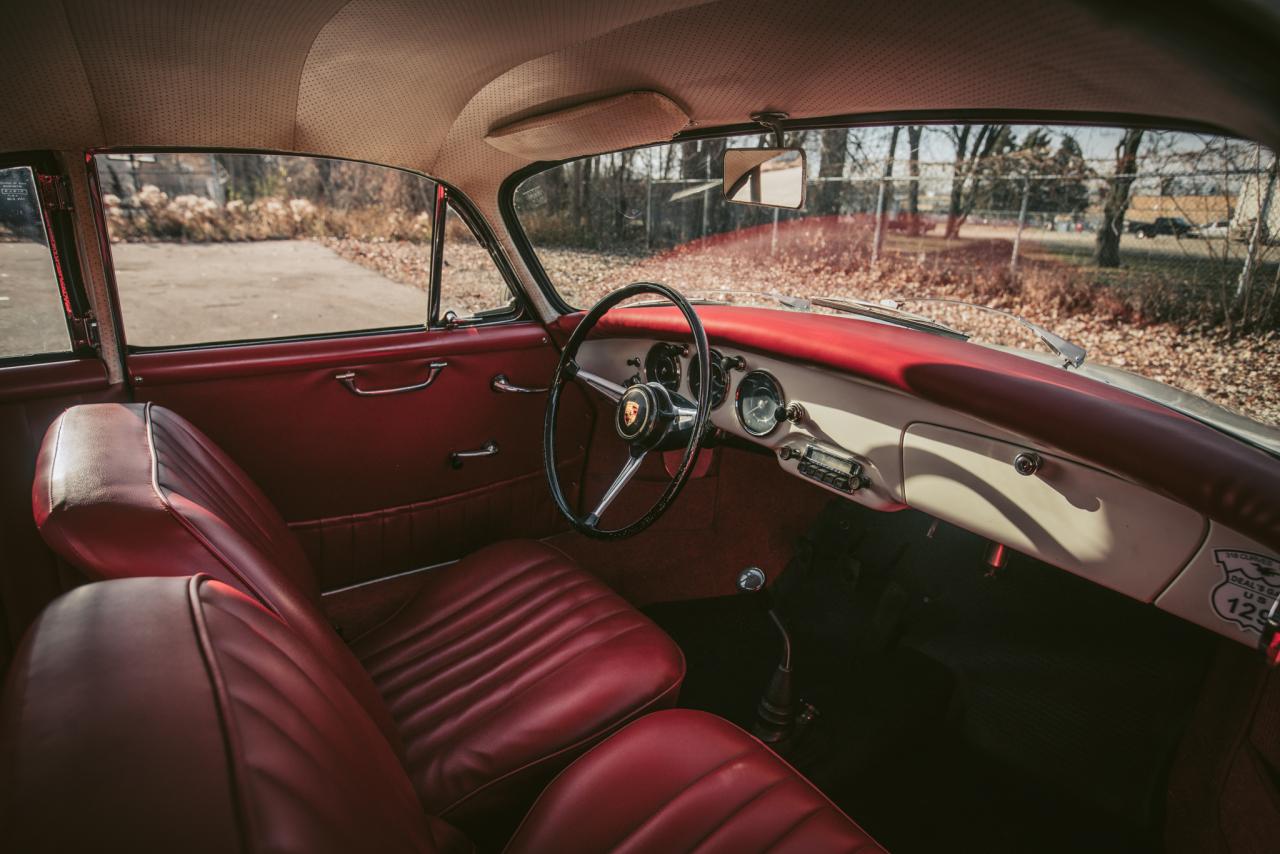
689 349 729 409
644 343 682 392
735 371 783 436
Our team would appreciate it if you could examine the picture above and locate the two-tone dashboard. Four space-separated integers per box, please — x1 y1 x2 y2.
575 328 1280 654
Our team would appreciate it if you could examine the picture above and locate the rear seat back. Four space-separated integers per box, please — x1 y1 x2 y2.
31 402 402 748
0 575 469 854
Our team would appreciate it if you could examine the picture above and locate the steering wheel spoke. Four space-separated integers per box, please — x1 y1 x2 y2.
584 448 647 529
568 362 625 403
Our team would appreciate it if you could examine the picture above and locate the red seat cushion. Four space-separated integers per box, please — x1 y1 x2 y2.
507 708 887 854
30 402 685 827
352 540 685 825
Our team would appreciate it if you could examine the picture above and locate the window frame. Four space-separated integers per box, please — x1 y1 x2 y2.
431 185 529 329
0 151 97 367
87 147 529 355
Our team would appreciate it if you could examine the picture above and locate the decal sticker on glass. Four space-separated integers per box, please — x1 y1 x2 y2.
1210 549 1280 634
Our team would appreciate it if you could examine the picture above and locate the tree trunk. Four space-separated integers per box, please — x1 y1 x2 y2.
945 126 972 239
612 152 631 237
906 126 923 235
817 129 848 215
703 138 730 233
1235 153 1278 329
580 157 593 233
1094 128 1145 267
570 161 583 227
872 126 901 264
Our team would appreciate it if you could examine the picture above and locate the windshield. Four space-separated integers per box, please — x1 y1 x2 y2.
512 123 1280 436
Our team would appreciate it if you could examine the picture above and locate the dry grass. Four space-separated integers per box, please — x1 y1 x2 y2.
103 186 433 244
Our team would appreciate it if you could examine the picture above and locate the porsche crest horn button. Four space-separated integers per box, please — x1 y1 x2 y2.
616 386 654 441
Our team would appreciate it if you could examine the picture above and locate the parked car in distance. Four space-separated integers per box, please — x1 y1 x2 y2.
1190 219 1232 239
1129 216 1195 238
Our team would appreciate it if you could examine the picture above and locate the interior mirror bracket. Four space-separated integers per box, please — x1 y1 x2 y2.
750 111 789 147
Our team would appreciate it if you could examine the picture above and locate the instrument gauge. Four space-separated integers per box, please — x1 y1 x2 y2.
644 343 682 392
688 349 728 409
735 371 784 436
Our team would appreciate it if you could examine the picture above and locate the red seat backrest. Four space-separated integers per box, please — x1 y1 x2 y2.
31 402 401 747
0 575 469 853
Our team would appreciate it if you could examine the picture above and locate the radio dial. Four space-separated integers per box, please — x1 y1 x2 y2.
794 442 863 494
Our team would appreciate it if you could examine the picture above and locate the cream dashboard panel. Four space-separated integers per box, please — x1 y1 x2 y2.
577 337 1212 607
577 337 1080 511
900 423 1206 601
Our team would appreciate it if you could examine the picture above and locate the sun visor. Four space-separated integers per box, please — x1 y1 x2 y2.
485 91 689 161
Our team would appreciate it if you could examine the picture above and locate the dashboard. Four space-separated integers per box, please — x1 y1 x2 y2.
577 335 1280 652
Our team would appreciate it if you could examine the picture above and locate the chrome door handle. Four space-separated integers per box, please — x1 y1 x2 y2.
335 361 447 396
450 440 498 469
491 373 548 394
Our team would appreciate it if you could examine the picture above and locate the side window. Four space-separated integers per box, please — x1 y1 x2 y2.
0 166 73 359
94 153 436 348
438 203 519 322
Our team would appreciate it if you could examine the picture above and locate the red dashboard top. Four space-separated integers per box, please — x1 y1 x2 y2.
556 304 1280 553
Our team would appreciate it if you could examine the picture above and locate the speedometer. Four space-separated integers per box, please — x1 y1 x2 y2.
688 349 728 408
735 371 783 436
644 343 681 392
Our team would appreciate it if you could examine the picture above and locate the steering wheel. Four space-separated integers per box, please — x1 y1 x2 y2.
544 282 712 539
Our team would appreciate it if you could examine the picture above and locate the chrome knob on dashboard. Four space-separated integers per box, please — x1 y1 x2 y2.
773 402 806 425
1013 452 1043 476
737 566 767 593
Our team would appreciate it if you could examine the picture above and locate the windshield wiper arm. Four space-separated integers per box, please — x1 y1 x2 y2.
809 296 970 340
888 297 1087 368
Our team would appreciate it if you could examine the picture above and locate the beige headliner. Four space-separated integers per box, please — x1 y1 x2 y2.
4 0 1277 319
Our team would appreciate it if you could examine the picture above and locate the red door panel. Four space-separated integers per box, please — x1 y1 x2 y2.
0 358 119 673
129 323 591 590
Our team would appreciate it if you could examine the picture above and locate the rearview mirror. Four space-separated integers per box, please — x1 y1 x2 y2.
723 148 806 209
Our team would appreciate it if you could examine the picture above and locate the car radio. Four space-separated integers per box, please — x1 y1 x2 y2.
784 443 864 493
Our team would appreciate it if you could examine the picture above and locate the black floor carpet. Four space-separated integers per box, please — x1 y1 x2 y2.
644 500 1215 854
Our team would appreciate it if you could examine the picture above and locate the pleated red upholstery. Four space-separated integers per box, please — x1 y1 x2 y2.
30 402 686 826
352 540 686 824
0 576 472 854
1 578 885 854
506 709 887 854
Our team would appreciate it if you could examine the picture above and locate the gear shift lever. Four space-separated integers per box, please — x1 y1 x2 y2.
737 567 795 743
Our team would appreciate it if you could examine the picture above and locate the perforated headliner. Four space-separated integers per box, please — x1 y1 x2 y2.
4 0 1277 313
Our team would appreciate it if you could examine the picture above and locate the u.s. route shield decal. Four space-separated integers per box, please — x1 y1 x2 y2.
1210 549 1280 634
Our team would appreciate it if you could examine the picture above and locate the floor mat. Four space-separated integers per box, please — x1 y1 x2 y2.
645 499 1216 854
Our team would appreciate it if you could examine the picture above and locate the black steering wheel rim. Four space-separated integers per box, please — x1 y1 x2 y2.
544 282 712 539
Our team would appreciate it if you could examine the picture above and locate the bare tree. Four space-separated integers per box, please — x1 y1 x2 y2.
906 126 924 235
871 126 901 264
1235 148 1278 330
944 124 1009 239
1094 128 1145 267
816 129 848 215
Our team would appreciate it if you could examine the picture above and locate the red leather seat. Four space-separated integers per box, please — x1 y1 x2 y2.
1 576 886 854
30 402 684 830
506 710 885 854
